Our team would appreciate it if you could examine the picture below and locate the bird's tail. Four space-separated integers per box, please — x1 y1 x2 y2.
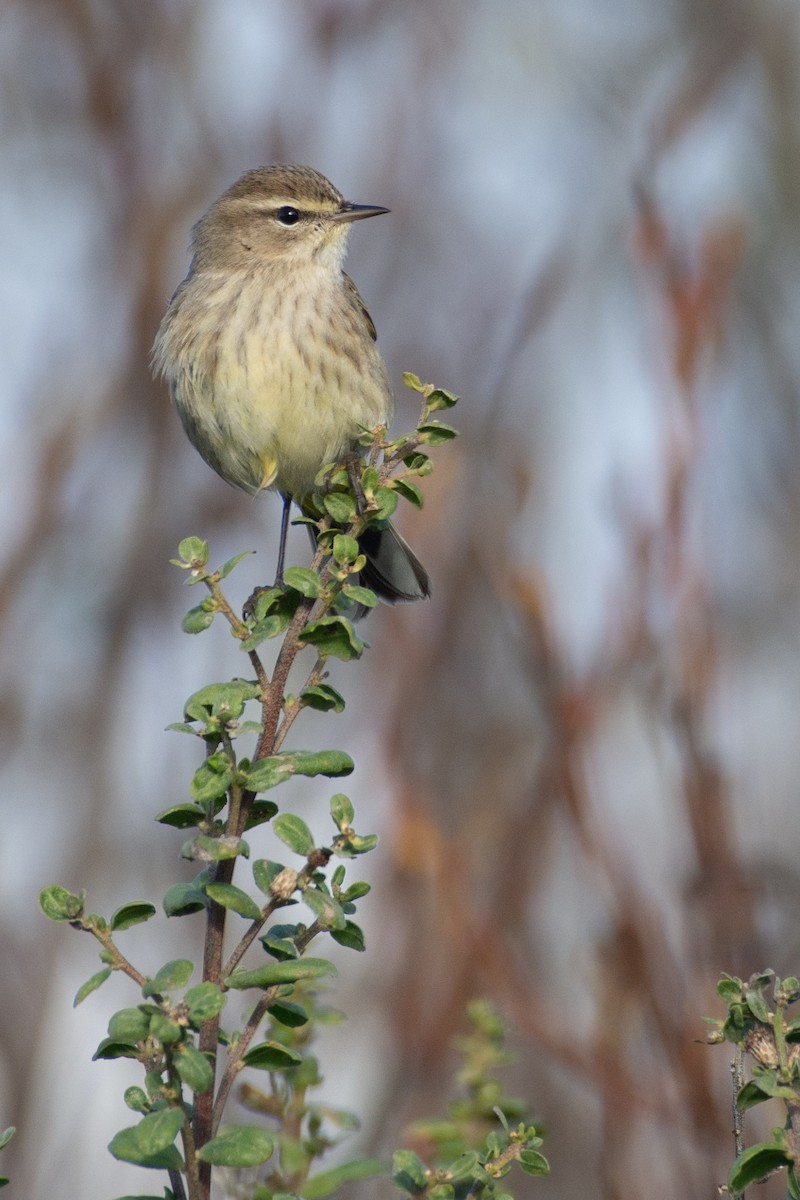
358 522 431 604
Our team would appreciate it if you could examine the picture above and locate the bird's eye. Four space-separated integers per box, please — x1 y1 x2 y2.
276 205 300 226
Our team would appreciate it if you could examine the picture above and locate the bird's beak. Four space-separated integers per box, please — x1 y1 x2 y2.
331 202 390 223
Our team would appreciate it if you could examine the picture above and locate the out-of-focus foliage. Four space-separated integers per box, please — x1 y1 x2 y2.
4 2 800 1198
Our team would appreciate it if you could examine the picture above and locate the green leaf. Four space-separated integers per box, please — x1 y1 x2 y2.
342 880 370 901
197 1125 273 1167
330 920 366 952
0 1130 14 1152
124 1086 150 1113
253 860 287 895
220 550 254 578
303 887 346 930
182 605 215 634
185 834 249 862
260 933 300 960
156 803 206 829
425 387 458 411
274 814 315 856
185 982 226 1026
332 534 360 564
205 882 263 920
330 793 354 829
341 584 378 609
184 680 259 723
243 799 279 830
403 371 423 391
323 493 357 524
417 420 457 444
74 968 112 1006
391 479 423 508
245 750 354 793
225 958 337 990
190 759 232 804
108 1007 151 1043
148 1012 183 1045
39 884 84 922
177 536 209 565
241 612 293 650
738 1075 796 1106
370 487 398 520
111 903 157 932
142 959 193 996
108 1108 185 1169
746 986 771 1023
174 1042 215 1094
242 1041 303 1070
163 882 207 917
284 567 322 598
299 616 364 661
93 1037 141 1061
299 1158 385 1198
392 1149 428 1192
300 683 346 713
269 1000 309 1028
728 1141 792 1193
519 1149 550 1176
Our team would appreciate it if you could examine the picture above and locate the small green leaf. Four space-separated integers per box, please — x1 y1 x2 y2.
184 680 260 723
299 683 346 713
391 479 423 508
369 487 397 520
330 920 366 952
299 1158 385 1198
403 371 423 391
124 1087 150 1113
269 1000 309 1028
74 968 112 1006
142 959 193 996
323 493 357 524
519 1149 550 1176
225 958 337 990
332 534 360 564
425 387 458 411
111 903 157 932
242 1041 303 1070
197 1125 273 1167
177 536 209 565
190 759 232 804
392 1149 428 1192
342 880 370 901
205 883 263 921
220 550 254 578
185 982 226 1025
252 860 287 895
284 567 322 598
245 750 353 793
243 799 279 830
746 987 771 1023
330 793 354 829
93 1037 140 1061
108 1108 185 1169
738 1075 796 1106
417 420 457 444
260 933 300 960
728 1141 792 1193
274 814 315 856
182 605 215 634
341 584 378 608
303 887 346 931
156 803 205 829
163 882 207 917
185 834 249 862
174 1041 215 1094
299 616 364 661
0 1130 15 1152
108 1007 151 1043
39 884 84 922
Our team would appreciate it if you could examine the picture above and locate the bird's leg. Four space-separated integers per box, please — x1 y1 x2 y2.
274 493 292 587
242 494 292 620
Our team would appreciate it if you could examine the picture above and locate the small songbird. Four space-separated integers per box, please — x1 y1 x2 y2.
152 164 430 604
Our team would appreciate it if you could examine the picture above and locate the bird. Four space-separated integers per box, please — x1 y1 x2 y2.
152 163 430 607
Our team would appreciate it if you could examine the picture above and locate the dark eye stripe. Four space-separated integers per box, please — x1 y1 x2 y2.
276 205 300 226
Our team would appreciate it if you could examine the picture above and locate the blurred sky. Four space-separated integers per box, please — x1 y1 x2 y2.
3 2 800 1198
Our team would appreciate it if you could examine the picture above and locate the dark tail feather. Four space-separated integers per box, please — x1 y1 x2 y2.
358 522 431 603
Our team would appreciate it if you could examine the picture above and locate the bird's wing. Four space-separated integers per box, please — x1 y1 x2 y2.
342 273 378 342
